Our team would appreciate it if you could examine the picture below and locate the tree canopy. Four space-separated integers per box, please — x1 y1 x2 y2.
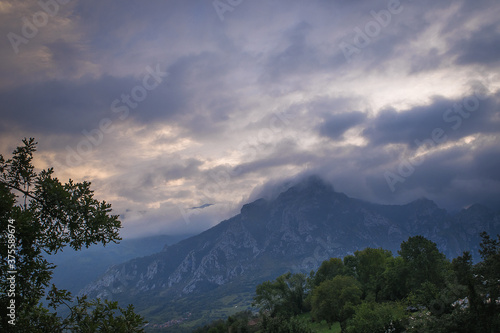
311 275 362 330
0 138 145 332
249 234 500 333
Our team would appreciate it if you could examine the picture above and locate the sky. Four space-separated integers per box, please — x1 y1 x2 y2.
1 0 499 238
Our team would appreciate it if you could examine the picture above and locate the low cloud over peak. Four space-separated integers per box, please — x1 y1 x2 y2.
1 0 499 237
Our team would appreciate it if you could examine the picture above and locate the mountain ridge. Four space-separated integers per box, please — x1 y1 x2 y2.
80 176 500 325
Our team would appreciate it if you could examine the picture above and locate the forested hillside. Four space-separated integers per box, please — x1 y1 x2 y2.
195 233 500 333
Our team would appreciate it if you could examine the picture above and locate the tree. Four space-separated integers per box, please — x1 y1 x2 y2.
398 236 449 291
311 275 362 330
253 272 307 318
477 232 500 301
471 233 500 331
0 138 145 331
342 254 358 278
260 315 313 333
193 311 259 333
353 248 392 300
309 257 345 288
346 301 407 333
406 234 500 333
380 256 409 301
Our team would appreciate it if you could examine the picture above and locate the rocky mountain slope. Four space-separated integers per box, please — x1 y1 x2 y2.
80 176 500 325
49 234 191 295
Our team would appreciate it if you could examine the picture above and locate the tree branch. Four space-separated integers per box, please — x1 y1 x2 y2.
0 179 42 203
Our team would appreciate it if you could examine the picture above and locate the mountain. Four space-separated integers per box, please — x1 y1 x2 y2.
49 234 192 295
80 176 500 328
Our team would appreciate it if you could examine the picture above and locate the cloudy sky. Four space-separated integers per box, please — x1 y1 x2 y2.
1 0 499 238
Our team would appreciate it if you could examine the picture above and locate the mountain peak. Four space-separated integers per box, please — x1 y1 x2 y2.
465 203 490 213
406 197 438 209
277 175 336 198
81 177 500 323
294 174 332 190
240 198 268 215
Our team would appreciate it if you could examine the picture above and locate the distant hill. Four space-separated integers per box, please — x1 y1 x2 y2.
80 176 500 329
49 234 192 295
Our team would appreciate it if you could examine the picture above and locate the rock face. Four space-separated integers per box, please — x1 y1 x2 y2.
81 176 500 302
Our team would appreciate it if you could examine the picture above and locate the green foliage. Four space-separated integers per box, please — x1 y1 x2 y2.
192 310 258 333
346 301 407 333
405 308 474 333
261 315 313 333
48 292 145 333
353 248 392 300
0 139 145 332
380 256 408 301
398 235 449 291
342 255 358 278
252 272 306 317
306 259 347 313
311 275 362 329
207 228 499 333
406 233 500 332
309 257 345 288
304 318 341 333
463 233 500 332
477 232 500 303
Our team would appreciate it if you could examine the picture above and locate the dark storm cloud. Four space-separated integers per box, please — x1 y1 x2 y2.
318 111 367 139
140 158 204 188
73 0 217 50
448 24 500 66
157 52 243 138
362 92 500 149
0 71 192 137
440 0 499 35
249 90 500 212
362 101 449 147
343 24 418 70
472 144 500 182
408 48 442 74
333 0 439 70
0 50 244 139
287 135 500 212
44 39 87 76
108 156 204 205
376 141 500 210
260 21 321 83
0 76 136 134
105 51 250 139
226 88 500 212
305 96 364 115
233 139 316 176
